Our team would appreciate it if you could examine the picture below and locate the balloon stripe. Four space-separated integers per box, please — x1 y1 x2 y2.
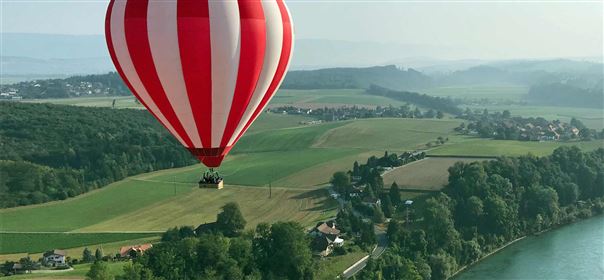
106 0 188 147
147 0 203 148
177 0 213 148
208 1 242 147
123 0 194 148
227 0 283 147
219 0 267 147
229 0 294 146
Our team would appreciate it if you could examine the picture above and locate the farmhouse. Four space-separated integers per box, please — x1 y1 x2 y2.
310 221 344 257
362 196 381 207
43 249 66 266
120 244 153 258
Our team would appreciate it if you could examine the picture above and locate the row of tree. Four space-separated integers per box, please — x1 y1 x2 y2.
357 146 604 280
366 85 462 115
271 105 446 122
0 102 196 207
86 202 316 280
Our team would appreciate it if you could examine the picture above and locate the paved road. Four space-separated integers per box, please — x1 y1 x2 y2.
329 186 389 279
342 226 387 279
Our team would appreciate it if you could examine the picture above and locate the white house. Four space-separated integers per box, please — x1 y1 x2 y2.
43 249 66 266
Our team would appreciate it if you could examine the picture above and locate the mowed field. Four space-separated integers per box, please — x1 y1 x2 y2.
428 137 604 157
382 157 484 191
5 89 603 262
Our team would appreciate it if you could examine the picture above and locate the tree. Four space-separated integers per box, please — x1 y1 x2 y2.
94 248 103 261
373 205 386 223
428 253 457 280
216 202 246 237
331 171 351 194
390 182 402 205
254 222 313 279
83 248 95 263
86 261 111 280
381 196 395 218
436 111 444 119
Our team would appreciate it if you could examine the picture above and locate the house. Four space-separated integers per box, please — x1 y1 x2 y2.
312 236 333 257
43 250 66 266
362 196 381 207
311 221 341 239
120 244 153 258
309 221 344 256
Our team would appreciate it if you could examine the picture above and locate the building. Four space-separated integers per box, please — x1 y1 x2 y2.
310 221 344 257
43 250 66 266
362 197 381 207
120 244 153 258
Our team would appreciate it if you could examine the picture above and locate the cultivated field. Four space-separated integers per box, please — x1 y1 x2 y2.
428 138 604 157
382 157 485 191
314 118 462 151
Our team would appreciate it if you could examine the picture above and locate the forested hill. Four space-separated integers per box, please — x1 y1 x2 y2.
281 65 433 90
0 102 196 208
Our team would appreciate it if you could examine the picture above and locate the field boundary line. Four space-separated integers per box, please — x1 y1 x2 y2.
0 231 164 234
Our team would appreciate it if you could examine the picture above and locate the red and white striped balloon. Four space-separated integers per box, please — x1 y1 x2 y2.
105 0 294 167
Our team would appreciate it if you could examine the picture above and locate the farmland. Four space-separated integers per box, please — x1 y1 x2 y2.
382 157 483 191
428 138 604 157
424 85 529 101
4 93 603 263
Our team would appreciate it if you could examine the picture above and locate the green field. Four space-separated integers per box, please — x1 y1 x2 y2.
3 262 126 279
428 137 604 157
0 232 159 254
382 157 482 191
3 102 602 261
271 89 408 107
315 118 462 151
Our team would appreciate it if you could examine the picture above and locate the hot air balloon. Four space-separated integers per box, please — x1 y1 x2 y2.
105 0 294 186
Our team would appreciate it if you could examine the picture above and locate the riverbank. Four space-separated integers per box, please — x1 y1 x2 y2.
450 236 526 279
451 214 604 280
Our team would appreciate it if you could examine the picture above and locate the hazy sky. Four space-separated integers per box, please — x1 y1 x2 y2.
1 0 602 60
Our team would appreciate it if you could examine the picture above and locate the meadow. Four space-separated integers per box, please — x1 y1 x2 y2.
382 157 483 191
3 262 126 280
5 88 603 263
428 138 604 157
0 233 159 255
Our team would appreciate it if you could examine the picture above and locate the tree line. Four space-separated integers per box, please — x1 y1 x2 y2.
83 202 317 280
526 82 603 109
357 146 604 280
270 105 445 122
0 102 196 207
366 85 462 115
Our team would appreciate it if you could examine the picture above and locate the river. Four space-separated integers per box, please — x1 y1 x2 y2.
456 215 604 280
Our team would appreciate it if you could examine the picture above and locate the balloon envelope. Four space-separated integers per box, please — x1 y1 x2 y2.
105 0 294 167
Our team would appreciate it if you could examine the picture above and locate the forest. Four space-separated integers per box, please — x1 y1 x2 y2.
0 102 196 207
366 85 462 115
357 146 604 279
526 82 604 109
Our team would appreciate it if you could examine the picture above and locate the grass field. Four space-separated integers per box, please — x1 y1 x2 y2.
0 236 160 262
3 262 126 279
316 250 367 279
315 118 462 151
428 138 604 157
0 232 159 254
382 157 485 191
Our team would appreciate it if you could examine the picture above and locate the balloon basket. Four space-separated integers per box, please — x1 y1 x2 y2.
199 179 224 189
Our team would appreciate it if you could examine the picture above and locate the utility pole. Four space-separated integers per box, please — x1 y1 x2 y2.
173 176 176 195
269 181 272 199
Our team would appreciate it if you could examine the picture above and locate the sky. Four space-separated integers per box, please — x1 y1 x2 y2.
1 0 602 60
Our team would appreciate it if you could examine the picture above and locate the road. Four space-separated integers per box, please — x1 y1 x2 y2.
328 186 389 279
342 226 387 279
